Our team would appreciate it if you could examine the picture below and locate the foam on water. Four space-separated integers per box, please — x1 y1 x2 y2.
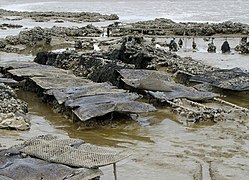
1 1 57 12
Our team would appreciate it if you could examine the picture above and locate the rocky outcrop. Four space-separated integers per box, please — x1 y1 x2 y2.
235 37 249 54
111 18 249 36
4 27 51 46
1 25 103 52
50 24 102 37
108 36 216 75
0 83 30 130
0 9 119 23
34 36 217 85
34 50 130 86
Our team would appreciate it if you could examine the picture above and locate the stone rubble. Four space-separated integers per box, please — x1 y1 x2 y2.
0 83 30 130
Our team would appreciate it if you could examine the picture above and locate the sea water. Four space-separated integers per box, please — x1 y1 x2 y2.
1 0 249 23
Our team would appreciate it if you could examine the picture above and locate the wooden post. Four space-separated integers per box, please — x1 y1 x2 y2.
113 163 117 180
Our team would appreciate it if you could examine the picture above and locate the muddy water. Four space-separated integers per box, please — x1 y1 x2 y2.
0 17 116 38
2 0 249 23
153 36 249 71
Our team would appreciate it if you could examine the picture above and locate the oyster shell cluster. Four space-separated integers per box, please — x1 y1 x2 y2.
0 83 30 130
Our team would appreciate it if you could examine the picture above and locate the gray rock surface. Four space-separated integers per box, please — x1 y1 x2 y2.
111 18 249 36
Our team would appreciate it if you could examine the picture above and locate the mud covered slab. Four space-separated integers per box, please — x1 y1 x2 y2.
73 101 156 121
148 89 218 102
31 76 91 90
118 69 173 83
8 64 74 78
64 92 156 121
0 153 103 180
190 67 249 91
46 82 127 104
45 81 156 121
118 69 218 101
0 61 37 70
65 93 140 107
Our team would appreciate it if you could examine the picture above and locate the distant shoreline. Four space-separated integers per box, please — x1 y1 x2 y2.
1 0 249 24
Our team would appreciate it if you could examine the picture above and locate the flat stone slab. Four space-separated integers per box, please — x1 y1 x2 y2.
46 82 127 104
73 100 156 121
0 61 37 69
31 76 91 90
119 69 173 84
45 81 156 121
1 61 156 122
148 88 218 102
190 67 249 91
0 77 18 85
8 64 74 78
65 93 140 107
118 69 218 101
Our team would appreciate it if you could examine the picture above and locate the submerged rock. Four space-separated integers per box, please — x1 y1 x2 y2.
0 23 23 29
221 40 230 53
235 37 249 54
